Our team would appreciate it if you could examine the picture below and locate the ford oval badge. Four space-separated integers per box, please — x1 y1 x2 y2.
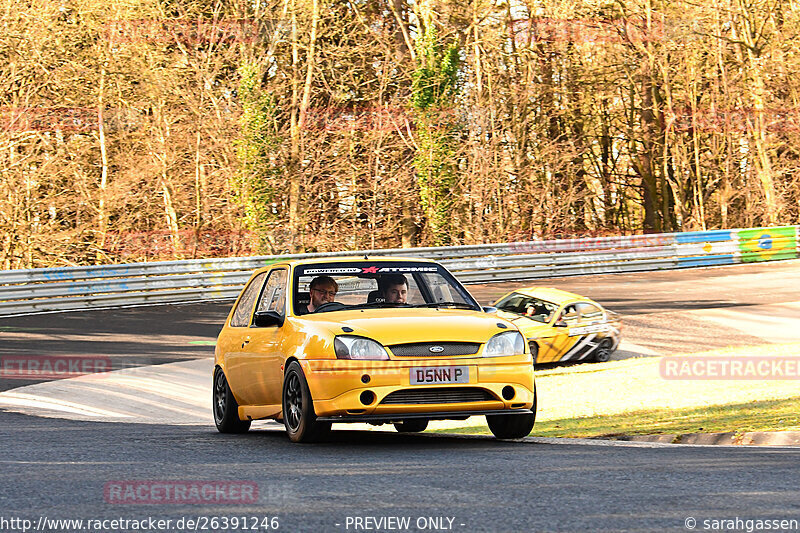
429 345 445 353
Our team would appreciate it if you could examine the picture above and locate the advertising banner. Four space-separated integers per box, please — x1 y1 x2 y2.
738 226 797 263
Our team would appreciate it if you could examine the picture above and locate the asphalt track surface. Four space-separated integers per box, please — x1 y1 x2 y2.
2 260 800 532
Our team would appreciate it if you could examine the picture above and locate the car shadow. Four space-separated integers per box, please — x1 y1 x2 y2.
212 427 523 449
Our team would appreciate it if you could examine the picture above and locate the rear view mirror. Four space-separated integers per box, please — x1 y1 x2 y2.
253 310 284 328
482 306 498 314
553 320 568 328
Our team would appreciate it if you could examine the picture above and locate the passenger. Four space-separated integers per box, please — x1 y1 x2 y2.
378 274 408 304
307 276 338 313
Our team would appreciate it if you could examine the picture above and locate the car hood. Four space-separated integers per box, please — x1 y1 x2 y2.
298 308 518 345
496 310 553 337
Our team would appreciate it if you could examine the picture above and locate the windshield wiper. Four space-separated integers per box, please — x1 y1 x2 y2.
413 302 476 309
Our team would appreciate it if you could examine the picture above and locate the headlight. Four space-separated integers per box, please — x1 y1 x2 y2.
483 331 525 357
334 336 389 360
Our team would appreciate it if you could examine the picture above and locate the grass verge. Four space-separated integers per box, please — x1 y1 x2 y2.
431 396 800 438
430 342 800 438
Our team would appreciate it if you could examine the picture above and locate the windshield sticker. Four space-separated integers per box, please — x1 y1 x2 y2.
302 268 363 275
370 266 438 273
300 266 439 275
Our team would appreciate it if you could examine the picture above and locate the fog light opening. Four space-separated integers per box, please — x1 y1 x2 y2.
360 390 376 405
361 374 371 384
502 386 515 401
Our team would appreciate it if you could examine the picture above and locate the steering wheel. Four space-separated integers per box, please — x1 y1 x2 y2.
313 302 347 313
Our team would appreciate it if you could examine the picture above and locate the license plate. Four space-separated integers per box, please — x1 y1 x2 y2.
410 366 469 385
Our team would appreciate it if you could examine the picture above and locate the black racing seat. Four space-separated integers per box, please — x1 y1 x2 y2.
295 291 311 315
367 290 385 304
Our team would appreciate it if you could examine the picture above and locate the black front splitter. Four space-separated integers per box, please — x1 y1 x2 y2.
316 408 533 424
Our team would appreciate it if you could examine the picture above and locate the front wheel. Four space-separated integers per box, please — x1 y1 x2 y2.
282 361 331 443
393 419 429 433
213 367 251 433
529 341 539 365
487 389 536 439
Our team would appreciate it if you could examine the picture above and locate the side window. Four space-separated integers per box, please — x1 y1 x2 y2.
256 269 288 316
230 272 267 327
577 303 603 322
560 304 579 324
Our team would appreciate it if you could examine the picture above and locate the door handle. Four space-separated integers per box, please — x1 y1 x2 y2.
242 336 251 348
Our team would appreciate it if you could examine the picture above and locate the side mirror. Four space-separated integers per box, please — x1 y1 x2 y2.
482 306 498 314
553 320 568 328
253 310 284 328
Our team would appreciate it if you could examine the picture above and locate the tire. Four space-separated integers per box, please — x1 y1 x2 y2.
594 338 613 363
487 388 536 440
213 367 251 434
282 361 331 443
529 341 539 365
393 419 429 433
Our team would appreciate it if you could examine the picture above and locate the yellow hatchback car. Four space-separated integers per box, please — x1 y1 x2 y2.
214 257 536 442
493 287 622 364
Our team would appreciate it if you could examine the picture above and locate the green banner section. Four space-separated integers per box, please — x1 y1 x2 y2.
738 226 798 263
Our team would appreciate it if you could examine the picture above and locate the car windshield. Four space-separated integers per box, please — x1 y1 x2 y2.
292 261 480 315
495 293 558 323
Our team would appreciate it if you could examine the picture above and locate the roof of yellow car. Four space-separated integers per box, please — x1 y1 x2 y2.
288 255 436 266
252 255 437 272
513 287 588 305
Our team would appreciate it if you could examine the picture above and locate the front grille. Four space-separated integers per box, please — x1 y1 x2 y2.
389 342 480 357
380 387 495 405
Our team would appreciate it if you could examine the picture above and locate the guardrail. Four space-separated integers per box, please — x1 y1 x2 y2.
0 225 797 316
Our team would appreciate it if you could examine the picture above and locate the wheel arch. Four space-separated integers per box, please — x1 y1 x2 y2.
284 356 300 374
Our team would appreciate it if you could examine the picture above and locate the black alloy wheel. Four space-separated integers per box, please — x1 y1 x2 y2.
213 367 251 433
486 387 537 439
594 339 613 363
282 361 331 443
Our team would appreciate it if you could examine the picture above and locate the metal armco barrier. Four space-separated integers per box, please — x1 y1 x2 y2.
0 225 797 316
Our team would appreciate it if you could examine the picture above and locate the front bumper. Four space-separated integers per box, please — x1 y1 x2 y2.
298 356 535 419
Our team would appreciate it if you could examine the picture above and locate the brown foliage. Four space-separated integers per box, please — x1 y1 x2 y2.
1 0 798 268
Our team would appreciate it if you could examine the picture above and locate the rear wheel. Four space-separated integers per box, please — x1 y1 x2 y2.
213 367 251 433
393 419 429 433
282 361 331 443
594 339 613 363
487 388 536 440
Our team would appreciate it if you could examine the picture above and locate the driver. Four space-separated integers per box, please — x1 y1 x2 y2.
307 276 338 313
378 274 408 304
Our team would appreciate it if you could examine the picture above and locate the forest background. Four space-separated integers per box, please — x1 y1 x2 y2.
2 0 799 268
